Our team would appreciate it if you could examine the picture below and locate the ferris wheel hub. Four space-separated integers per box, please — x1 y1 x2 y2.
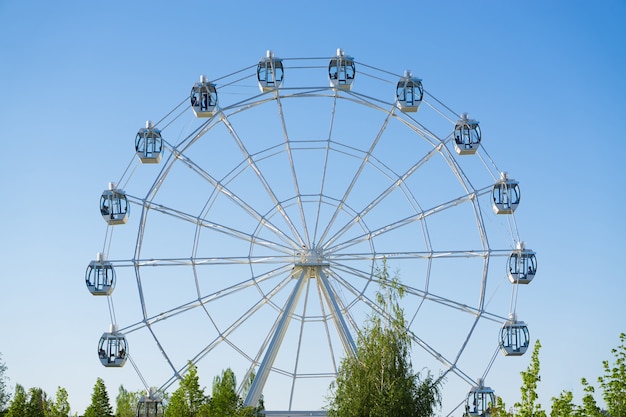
295 247 329 268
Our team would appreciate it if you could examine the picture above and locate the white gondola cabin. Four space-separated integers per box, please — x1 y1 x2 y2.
190 75 218 118
85 253 115 296
98 327 128 367
454 113 481 155
257 50 284 93
101 183 129 225
135 120 163 164
137 391 164 417
328 48 355 90
465 380 495 417
499 316 530 356
508 242 537 284
492 172 520 214
395 70 423 112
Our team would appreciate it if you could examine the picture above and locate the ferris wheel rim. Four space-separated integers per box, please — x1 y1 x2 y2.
94 53 530 415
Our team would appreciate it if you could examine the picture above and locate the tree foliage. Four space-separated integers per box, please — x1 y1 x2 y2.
514 340 546 417
326 260 442 417
84 378 114 417
549 390 575 417
598 332 626 417
488 396 512 417
486 341 546 417
165 363 208 417
49 387 71 417
163 364 260 417
208 369 239 417
0 354 8 413
5 384 27 417
4 384 70 417
577 378 603 417
5 386 49 417
206 368 261 417
547 333 626 417
115 385 140 417
26 387 49 417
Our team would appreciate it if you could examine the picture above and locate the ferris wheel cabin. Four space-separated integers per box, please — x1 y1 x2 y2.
395 70 423 112
98 328 128 367
499 317 530 356
190 75 218 118
328 48 355 90
508 242 537 284
465 380 495 417
454 113 481 155
100 184 129 225
137 392 164 417
492 173 520 214
135 120 163 164
85 254 115 296
257 50 284 93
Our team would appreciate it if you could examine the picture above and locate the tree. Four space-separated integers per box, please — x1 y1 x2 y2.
208 369 240 417
5 384 27 417
0 354 8 413
493 333 624 417
115 385 140 417
206 368 261 417
26 387 49 417
84 378 114 417
598 332 626 417
489 396 514 417
3 384 69 417
550 390 575 417
514 340 546 417
165 363 208 417
575 378 602 417
326 260 442 417
49 387 71 417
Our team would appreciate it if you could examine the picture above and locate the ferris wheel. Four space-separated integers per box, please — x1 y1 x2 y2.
86 49 537 417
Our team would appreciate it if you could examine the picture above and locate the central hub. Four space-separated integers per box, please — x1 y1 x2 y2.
299 247 323 265
294 247 330 279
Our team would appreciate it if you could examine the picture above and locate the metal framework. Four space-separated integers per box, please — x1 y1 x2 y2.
88 51 533 416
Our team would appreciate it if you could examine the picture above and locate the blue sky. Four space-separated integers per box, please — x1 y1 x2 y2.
1 1 625 415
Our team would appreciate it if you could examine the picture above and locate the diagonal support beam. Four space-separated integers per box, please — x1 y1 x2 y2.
317 269 357 356
244 269 308 407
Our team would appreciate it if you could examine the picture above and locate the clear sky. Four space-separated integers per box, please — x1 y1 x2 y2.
1 1 625 415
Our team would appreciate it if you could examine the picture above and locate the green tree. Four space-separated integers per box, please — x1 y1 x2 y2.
326 261 442 417
49 387 71 417
206 368 261 417
84 378 114 417
208 369 240 417
165 363 208 417
485 395 512 417
550 390 575 417
514 340 546 417
598 332 626 417
0 354 8 413
26 387 49 417
575 378 602 417
5 384 27 417
115 385 140 417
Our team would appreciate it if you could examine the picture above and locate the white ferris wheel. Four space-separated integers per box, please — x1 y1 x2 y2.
86 49 537 417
